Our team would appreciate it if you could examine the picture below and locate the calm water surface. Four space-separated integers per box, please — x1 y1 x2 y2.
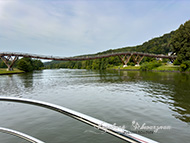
0 69 190 143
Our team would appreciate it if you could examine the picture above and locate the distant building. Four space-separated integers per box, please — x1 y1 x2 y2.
168 52 176 56
156 57 163 61
168 52 172 56
156 54 164 61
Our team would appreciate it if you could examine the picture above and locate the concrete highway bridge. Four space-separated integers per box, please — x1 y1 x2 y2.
0 52 177 71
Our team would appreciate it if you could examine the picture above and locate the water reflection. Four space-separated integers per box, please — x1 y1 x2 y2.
100 70 190 124
0 72 34 97
97 70 142 82
142 72 190 124
0 70 189 124
170 74 190 123
0 69 190 143
17 72 34 88
88 70 190 124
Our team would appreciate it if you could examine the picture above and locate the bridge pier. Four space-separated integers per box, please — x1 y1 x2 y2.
132 55 144 65
7 66 13 71
0 56 18 71
118 55 132 67
119 54 144 67
137 55 144 65
135 64 140 66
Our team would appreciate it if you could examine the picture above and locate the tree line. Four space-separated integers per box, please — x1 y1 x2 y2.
0 57 44 72
170 20 190 71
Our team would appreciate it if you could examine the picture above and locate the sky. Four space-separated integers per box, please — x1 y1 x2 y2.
0 0 190 57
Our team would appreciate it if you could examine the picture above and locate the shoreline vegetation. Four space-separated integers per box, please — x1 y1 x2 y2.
109 64 185 72
0 57 44 75
1 63 190 75
0 68 25 75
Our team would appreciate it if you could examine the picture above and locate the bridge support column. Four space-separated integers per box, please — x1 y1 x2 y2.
136 55 144 65
132 55 144 66
0 56 18 71
118 55 132 67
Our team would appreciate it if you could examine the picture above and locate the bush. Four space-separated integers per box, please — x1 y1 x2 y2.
180 63 187 71
33 60 44 70
173 59 180 65
186 68 190 72
130 62 135 66
140 62 162 71
17 59 33 72
17 58 44 72
180 61 190 71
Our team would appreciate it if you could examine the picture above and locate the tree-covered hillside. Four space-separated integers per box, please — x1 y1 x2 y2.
44 20 190 71
170 20 190 71
171 20 190 62
99 32 174 55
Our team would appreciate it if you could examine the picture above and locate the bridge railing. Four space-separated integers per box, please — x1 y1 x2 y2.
0 52 177 70
0 52 177 61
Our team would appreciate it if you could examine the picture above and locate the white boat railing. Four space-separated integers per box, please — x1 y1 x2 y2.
0 97 159 143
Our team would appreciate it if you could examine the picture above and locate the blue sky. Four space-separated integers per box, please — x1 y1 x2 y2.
0 0 190 57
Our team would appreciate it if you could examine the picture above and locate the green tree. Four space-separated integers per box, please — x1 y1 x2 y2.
17 58 44 72
33 60 44 70
17 59 33 72
180 61 190 71
0 59 6 68
171 20 190 63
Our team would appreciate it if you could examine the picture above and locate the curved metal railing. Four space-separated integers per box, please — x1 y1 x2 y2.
0 97 159 143
0 127 44 143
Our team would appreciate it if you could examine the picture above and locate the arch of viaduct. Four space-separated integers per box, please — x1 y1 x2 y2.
0 52 177 71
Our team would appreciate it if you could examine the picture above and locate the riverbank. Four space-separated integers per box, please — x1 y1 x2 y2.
109 64 182 72
0 68 25 75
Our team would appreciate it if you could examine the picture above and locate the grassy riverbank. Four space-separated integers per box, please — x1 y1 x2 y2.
0 68 25 75
109 65 141 70
153 64 180 71
109 64 180 72
0 64 181 75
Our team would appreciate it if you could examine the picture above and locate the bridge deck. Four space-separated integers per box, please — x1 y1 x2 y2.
0 52 177 61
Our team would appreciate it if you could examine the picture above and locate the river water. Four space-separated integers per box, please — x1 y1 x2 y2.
0 69 189 143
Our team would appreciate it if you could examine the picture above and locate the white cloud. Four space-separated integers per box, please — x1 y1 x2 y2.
0 0 15 19
0 0 190 56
